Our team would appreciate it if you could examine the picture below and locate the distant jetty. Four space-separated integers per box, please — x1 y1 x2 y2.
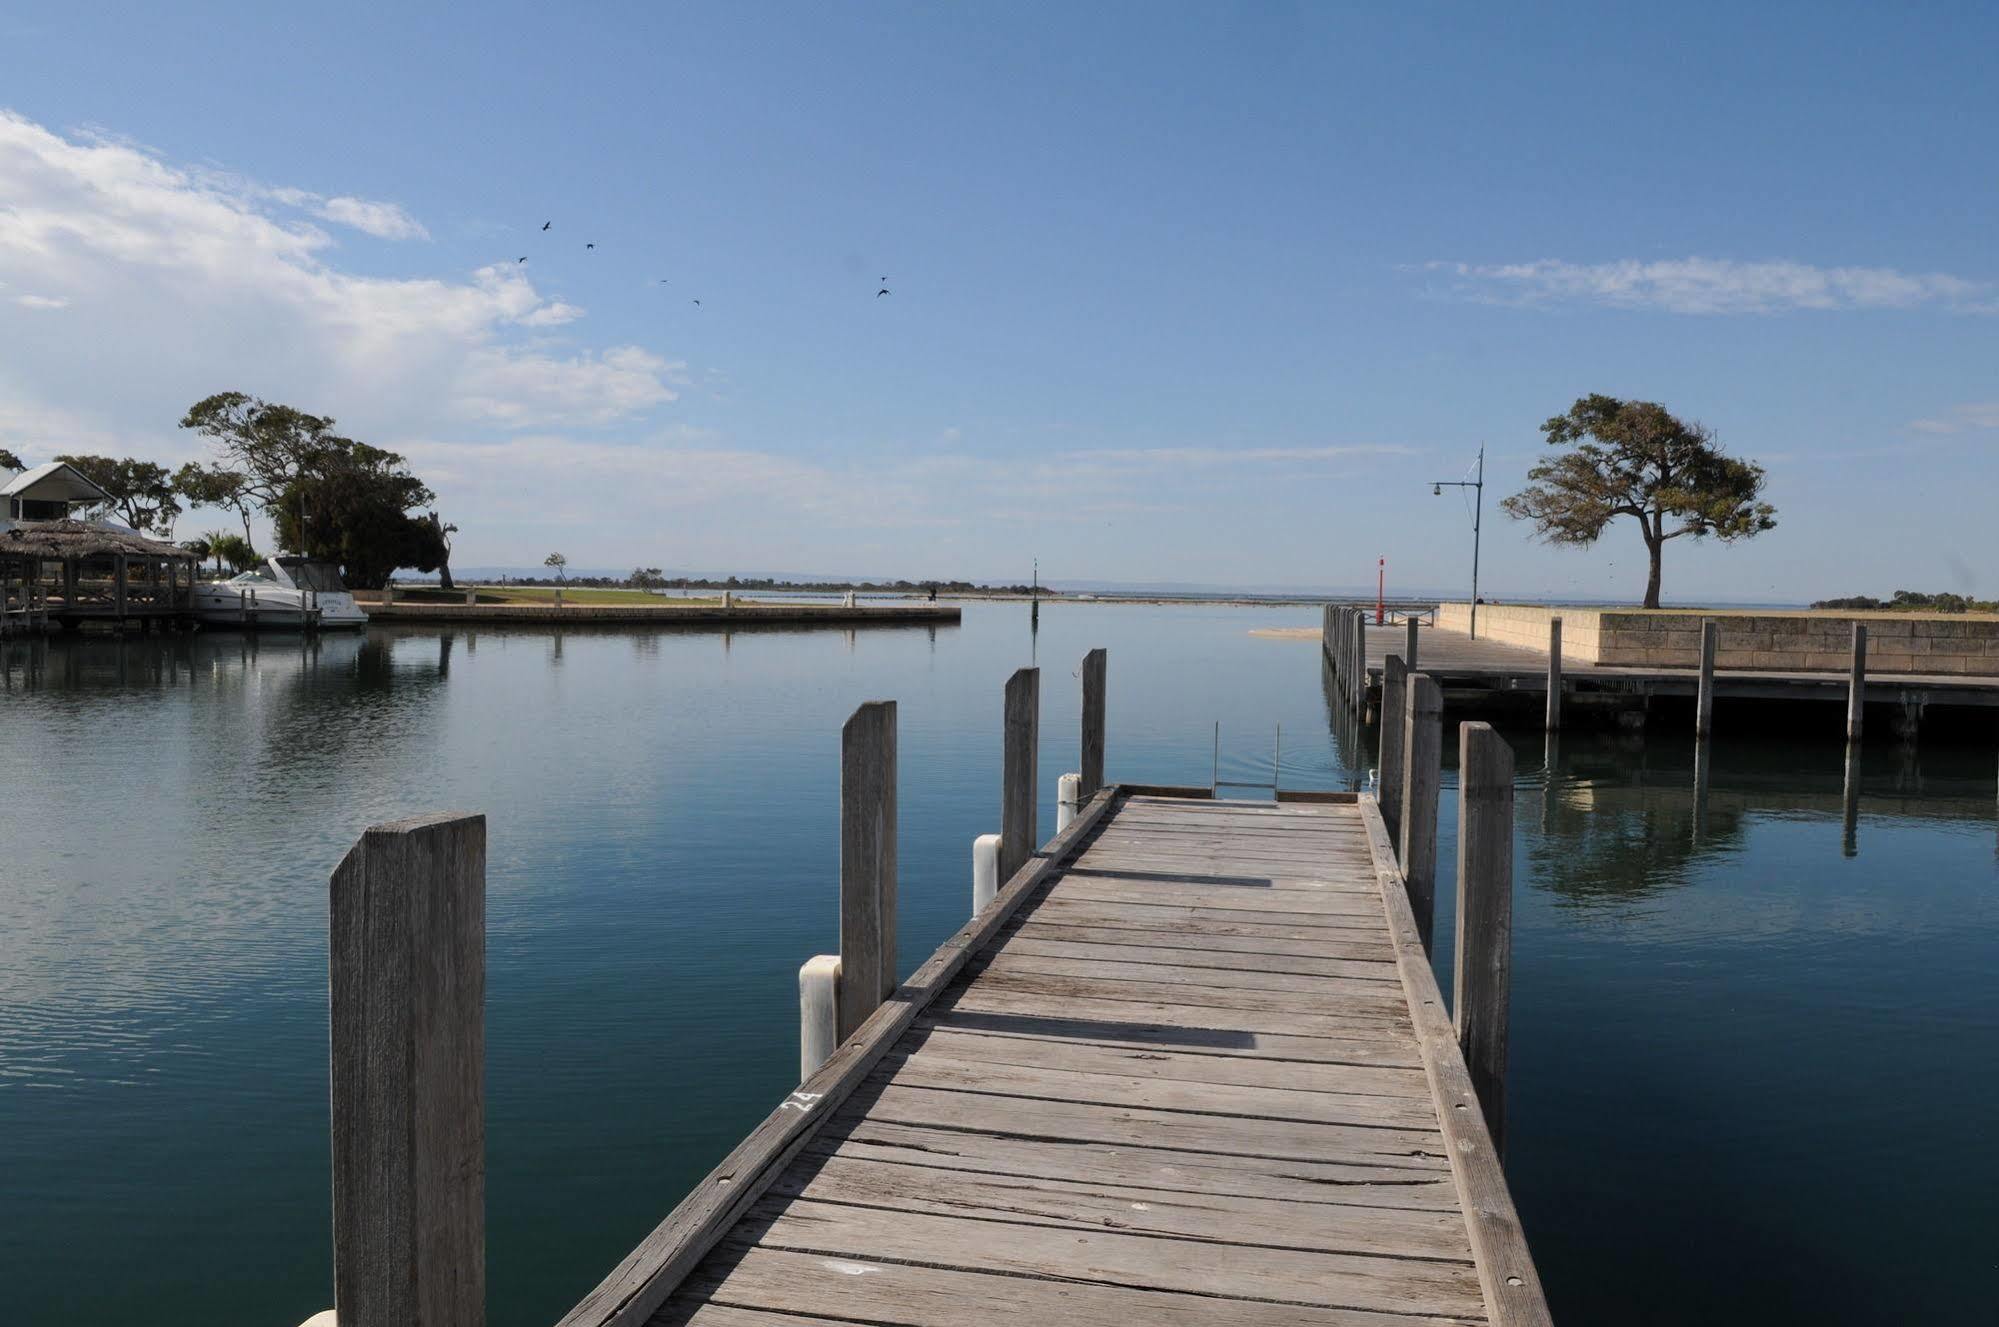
359 588 958 628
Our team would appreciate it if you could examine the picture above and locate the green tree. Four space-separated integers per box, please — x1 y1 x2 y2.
0 447 22 471
53 454 184 535
270 439 447 589
173 462 259 547
178 393 347 552
544 552 567 582
1502 394 1777 609
210 532 261 573
628 566 665 589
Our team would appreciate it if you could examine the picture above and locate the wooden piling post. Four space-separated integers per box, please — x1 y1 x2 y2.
838 701 897 1040
1545 616 1563 732
1352 612 1367 713
1405 615 1419 672
1080 647 1107 800
1846 623 1867 742
1695 618 1718 736
1453 722 1513 1151
329 812 487 1327
1399 673 1443 950
1379 655 1408 848
1000 667 1040 880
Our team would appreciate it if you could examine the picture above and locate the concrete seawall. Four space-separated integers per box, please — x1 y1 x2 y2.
362 601 960 627
1438 602 1999 675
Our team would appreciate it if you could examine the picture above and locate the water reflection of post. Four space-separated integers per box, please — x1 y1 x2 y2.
1540 730 1561 836
1029 597 1039 665
1691 737 1711 844
1842 740 1862 857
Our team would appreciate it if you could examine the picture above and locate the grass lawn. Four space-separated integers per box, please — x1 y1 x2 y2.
390 586 723 606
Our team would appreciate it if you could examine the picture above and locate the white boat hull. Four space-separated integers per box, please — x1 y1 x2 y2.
191 584 369 630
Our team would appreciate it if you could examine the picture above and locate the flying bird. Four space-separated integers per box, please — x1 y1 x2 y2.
517 256 528 264
692 299 701 306
586 243 595 250
877 287 890 297
541 221 551 231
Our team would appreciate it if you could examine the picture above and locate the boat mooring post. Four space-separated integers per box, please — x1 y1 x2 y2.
1847 623 1867 742
1056 773 1081 832
1546 616 1563 732
1696 619 1718 737
1405 614 1419 672
837 700 897 1041
1399 672 1443 950
1453 722 1514 1152
1000 667 1039 880
1080 647 1107 800
329 811 487 1327
1379 654 1408 850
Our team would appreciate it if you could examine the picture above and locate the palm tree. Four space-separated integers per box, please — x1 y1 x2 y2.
200 529 234 577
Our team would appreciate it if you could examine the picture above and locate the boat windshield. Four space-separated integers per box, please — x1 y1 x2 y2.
276 559 349 592
228 570 277 585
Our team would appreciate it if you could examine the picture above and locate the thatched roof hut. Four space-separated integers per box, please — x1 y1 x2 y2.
1 519 192 560
0 519 197 631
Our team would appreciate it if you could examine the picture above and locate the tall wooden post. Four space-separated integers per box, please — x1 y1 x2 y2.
330 812 487 1327
1352 613 1367 714
1453 722 1513 1151
1399 673 1443 950
1545 616 1563 732
1379 655 1408 848
838 701 897 1039
1080 648 1107 800
1000 667 1039 880
1846 624 1867 742
113 553 128 623
1695 619 1718 737
1405 616 1419 672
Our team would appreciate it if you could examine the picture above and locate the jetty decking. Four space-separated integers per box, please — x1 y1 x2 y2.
1324 615 1999 731
561 790 1544 1327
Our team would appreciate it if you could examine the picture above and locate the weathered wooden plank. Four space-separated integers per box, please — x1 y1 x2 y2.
1081 647 1107 799
1358 798 1552 1327
899 1023 1430 1099
329 812 486 1327
937 987 1425 1058
1047 877 1389 917
1007 918 1396 962
981 947 1401 993
1452 723 1513 1150
555 786 1120 1327
874 1046 1439 1129
911 1005 1424 1069
1847 622 1866 741
1380 654 1408 846
656 1302 856 1327
1001 667 1039 879
772 1152 1474 1260
736 1201 1485 1318
1022 896 1392 941
999 929 1401 977
1696 617 1718 736
670 1245 1484 1327
838 700 896 1039
965 965 1413 1021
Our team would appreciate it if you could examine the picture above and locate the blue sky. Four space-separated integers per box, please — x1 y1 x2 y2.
1 2 1994 599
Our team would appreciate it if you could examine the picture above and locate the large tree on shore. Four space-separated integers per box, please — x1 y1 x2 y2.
0 447 21 471
1502 394 1776 609
53 454 183 535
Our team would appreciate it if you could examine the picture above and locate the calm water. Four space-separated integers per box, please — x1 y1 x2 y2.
2 605 1994 1325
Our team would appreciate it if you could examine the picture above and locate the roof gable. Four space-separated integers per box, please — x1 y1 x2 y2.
0 461 112 504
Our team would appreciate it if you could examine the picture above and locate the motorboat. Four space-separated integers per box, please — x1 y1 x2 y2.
191 556 369 630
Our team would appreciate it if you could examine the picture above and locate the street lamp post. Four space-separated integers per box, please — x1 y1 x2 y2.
1430 445 1485 639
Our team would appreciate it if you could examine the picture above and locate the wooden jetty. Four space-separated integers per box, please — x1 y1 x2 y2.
303 649 1549 1327
1321 605 1999 735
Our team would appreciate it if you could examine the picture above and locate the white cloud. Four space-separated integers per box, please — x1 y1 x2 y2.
1907 402 1999 434
0 109 680 462
315 195 429 241
1427 257 1995 315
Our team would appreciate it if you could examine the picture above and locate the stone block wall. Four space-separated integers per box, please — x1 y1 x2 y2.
1435 603 1999 675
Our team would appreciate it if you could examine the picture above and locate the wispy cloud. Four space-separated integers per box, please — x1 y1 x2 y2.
1426 257 1995 315
314 195 429 241
1907 401 1999 434
11 293 67 310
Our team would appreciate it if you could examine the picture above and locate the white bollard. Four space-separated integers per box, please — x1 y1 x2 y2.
464 587 476 606
798 954 842 1082
1057 772 1081 832
722 589 733 610
972 833 1002 915
844 590 857 608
